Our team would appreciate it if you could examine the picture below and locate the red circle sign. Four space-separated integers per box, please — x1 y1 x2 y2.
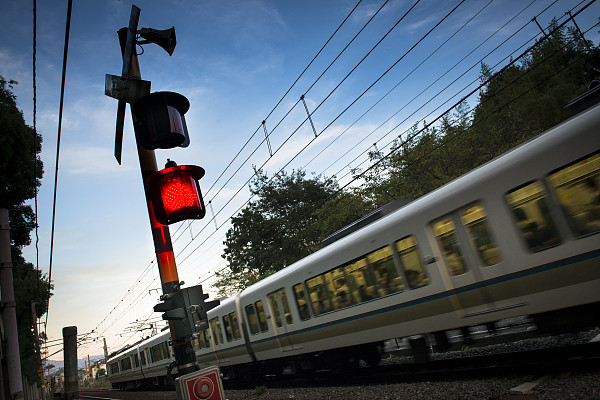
193 377 214 399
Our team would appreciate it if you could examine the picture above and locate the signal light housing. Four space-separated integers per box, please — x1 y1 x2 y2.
133 91 190 150
147 161 206 225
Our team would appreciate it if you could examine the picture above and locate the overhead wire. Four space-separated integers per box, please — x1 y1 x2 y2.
198 0 365 200
177 0 596 290
90 0 596 350
170 0 373 246
88 0 366 344
328 0 580 185
169 0 407 256
174 0 470 270
44 0 73 335
173 0 429 263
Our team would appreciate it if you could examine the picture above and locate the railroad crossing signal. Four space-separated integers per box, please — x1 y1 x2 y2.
147 160 206 225
176 365 224 400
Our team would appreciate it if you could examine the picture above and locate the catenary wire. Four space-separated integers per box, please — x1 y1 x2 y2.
44 0 72 335
90 0 596 350
176 1 596 294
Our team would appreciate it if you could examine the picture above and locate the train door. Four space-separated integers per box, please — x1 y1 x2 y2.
243 299 272 354
266 288 297 352
209 317 225 363
432 203 507 317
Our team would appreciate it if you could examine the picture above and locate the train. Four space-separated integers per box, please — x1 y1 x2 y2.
108 97 600 389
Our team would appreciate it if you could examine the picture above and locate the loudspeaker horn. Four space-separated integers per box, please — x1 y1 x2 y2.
138 27 176 56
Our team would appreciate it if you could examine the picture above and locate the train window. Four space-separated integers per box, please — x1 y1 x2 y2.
368 246 403 296
506 182 561 251
395 236 430 287
150 342 167 362
132 353 139 368
434 218 467 276
293 284 311 320
460 205 502 266
191 336 200 349
325 268 355 310
547 152 600 237
193 329 210 349
267 293 283 327
344 257 378 303
140 350 146 366
203 329 211 347
109 362 119 374
229 312 241 340
120 357 132 371
215 318 224 343
209 318 224 344
267 289 294 327
222 314 233 342
245 304 259 334
279 289 293 324
255 301 269 332
306 275 333 315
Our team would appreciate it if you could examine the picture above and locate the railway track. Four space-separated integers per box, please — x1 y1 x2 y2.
78 333 600 399
213 338 599 391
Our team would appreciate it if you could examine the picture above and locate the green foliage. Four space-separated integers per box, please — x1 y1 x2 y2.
217 169 359 295
0 75 50 382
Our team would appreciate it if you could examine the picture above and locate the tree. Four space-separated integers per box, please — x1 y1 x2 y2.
217 169 349 295
0 75 51 382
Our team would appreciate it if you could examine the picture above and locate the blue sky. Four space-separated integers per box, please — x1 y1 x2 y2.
1 0 598 360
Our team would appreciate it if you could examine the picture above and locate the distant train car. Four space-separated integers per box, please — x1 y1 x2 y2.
109 100 600 387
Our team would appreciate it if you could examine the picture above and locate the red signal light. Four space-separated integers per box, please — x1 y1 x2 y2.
147 162 206 225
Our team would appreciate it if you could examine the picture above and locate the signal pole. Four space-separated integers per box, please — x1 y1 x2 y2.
107 5 198 377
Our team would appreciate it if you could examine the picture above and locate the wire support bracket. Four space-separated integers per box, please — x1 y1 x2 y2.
532 17 557 51
261 120 273 156
567 11 592 52
208 200 218 231
300 95 318 137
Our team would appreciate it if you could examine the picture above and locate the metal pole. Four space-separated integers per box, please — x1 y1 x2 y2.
118 5 198 378
63 326 78 400
31 300 45 399
103 337 108 362
0 209 24 400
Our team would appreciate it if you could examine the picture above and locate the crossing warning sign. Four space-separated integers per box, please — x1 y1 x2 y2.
176 365 224 400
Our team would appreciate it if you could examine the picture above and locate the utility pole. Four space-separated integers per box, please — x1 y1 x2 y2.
63 326 78 400
88 355 92 382
0 209 24 400
103 337 108 362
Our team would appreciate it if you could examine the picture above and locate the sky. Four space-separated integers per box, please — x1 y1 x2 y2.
1 0 599 361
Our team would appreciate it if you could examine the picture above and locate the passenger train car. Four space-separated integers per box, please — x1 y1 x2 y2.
108 100 600 388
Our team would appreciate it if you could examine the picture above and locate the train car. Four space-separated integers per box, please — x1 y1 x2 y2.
108 331 173 389
109 99 600 387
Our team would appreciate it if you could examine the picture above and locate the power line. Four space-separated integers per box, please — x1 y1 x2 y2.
89 1 370 339
176 0 597 293
88 0 596 352
45 0 73 335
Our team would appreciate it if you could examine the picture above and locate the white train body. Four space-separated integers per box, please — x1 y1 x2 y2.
109 102 600 387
